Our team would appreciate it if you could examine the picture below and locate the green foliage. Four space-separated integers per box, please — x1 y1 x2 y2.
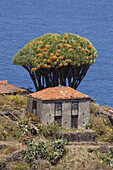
9 94 27 105
26 112 40 125
95 150 113 168
86 123 92 129
0 94 27 112
0 108 41 141
40 121 62 140
87 147 94 153
23 138 67 165
91 116 113 142
0 116 32 141
14 162 29 170
0 117 10 140
48 139 68 164
13 33 97 71
23 139 39 163
36 141 48 159
90 101 111 115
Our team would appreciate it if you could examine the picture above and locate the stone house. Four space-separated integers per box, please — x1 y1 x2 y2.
0 80 27 95
27 86 90 129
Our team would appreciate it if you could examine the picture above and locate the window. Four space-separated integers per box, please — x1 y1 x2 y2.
72 102 78 110
32 100 37 116
55 103 62 111
33 100 37 109
55 116 62 127
71 115 78 128
55 103 62 125
55 102 62 116
71 102 78 116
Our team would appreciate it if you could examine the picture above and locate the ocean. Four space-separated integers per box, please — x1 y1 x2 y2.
0 0 113 107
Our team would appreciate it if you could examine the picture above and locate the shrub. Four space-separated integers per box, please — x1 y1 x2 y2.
94 149 113 168
90 102 104 115
86 122 92 129
25 112 40 125
23 139 39 163
0 117 10 140
48 139 67 164
91 116 113 142
14 162 29 170
40 121 62 140
23 138 67 165
0 116 33 141
9 95 27 105
0 94 27 112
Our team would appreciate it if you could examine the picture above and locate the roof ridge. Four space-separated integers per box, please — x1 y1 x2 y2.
27 86 90 100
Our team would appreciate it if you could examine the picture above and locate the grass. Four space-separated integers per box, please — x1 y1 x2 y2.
0 141 23 159
0 94 27 112
3 146 112 170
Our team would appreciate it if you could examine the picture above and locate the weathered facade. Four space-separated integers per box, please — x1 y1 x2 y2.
27 86 90 129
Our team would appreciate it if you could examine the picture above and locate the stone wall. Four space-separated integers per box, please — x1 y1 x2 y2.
62 131 96 142
78 99 90 129
27 97 42 117
62 102 71 129
41 102 55 125
27 97 33 113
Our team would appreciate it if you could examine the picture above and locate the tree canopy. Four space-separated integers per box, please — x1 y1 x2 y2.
13 33 97 91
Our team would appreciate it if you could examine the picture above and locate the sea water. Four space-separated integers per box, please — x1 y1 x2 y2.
0 0 113 107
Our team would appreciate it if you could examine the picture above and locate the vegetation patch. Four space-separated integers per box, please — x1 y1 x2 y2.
23 138 67 168
40 121 62 140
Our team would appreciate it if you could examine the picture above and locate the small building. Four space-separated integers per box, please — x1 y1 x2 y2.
27 86 90 129
0 80 27 95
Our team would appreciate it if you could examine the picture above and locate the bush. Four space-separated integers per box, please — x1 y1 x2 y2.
0 116 33 141
0 117 10 140
24 139 39 163
9 95 27 105
94 150 113 168
40 121 62 140
91 116 113 142
90 102 105 115
0 94 27 112
25 112 40 125
48 139 67 164
23 138 67 165
14 162 29 170
37 141 48 159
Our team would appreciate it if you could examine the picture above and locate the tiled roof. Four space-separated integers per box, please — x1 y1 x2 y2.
0 81 27 94
28 86 90 100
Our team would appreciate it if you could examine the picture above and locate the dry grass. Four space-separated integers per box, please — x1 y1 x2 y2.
90 101 111 115
0 141 23 158
4 146 112 170
0 94 27 112
53 147 112 170
0 146 17 158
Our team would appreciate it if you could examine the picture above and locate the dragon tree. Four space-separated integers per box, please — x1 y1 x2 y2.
13 33 97 91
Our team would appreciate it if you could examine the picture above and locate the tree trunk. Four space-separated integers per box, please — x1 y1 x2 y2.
23 64 90 91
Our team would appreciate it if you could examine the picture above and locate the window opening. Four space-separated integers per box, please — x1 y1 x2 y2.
72 102 78 110
71 115 78 128
33 100 37 109
55 103 62 111
32 100 37 116
55 116 62 127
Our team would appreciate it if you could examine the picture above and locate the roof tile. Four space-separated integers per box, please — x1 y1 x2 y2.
0 80 27 94
28 86 90 100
